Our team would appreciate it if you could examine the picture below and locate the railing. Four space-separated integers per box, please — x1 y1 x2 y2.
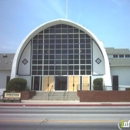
48 85 53 100
104 86 130 91
76 84 130 91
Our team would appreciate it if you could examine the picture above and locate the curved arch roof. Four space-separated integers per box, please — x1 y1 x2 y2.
11 19 111 86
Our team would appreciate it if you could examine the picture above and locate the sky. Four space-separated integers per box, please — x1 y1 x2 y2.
0 0 130 53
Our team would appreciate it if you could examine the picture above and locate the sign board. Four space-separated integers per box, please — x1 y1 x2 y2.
4 93 21 98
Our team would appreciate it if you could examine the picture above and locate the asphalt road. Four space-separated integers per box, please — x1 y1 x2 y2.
0 106 130 130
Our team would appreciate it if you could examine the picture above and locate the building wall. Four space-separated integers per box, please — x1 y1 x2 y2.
93 41 105 75
110 66 130 90
17 42 31 76
0 70 11 89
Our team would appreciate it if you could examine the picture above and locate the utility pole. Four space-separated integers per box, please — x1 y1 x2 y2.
66 0 68 19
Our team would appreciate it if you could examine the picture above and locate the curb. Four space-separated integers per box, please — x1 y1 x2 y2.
0 103 130 107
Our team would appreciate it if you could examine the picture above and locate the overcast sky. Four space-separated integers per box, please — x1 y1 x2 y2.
0 0 130 53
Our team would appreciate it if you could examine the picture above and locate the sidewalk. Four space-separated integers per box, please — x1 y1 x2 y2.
0 100 130 106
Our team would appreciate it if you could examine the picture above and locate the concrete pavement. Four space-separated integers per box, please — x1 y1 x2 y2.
0 100 130 106
1 106 129 130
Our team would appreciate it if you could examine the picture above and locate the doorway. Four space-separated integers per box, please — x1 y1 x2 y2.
112 75 118 90
55 76 67 90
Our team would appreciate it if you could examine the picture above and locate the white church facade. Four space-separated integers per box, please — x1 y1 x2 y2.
0 19 130 92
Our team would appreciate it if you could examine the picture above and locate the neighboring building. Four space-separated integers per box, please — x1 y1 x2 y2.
106 48 130 90
0 54 14 94
0 19 130 92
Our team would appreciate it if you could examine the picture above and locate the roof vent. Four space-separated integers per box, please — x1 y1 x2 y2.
3 54 7 58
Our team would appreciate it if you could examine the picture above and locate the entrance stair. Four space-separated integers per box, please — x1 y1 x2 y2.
31 92 79 101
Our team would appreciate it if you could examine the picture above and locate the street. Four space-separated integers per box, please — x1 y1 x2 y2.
0 106 130 130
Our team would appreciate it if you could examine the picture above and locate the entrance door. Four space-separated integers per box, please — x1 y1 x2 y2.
55 76 67 90
112 75 118 90
31 76 42 91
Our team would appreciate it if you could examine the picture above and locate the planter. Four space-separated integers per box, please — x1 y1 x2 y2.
21 91 36 100
78 90 130 102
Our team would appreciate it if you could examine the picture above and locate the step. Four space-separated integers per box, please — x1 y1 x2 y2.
31 92 79 100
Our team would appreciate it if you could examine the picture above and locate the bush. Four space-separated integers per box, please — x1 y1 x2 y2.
24 87 30 91
126 88 130 91
6 78 27 91
93 78 103 90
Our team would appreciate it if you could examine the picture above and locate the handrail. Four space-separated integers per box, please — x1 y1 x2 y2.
48 85 53 100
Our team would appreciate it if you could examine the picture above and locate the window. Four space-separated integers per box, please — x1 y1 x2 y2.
74 60 79 64
69 66 73 70
81 71 85 75
50 35 55 38
68 34 73 38
62 60 67 64
125 55 130 58
86 44 91 48
62 45 67 49
50 45 54 49
74 44 79 48
56 45 61 49
32 66 37 70
87 71 91 75
62 66 67 70
44 66 48 70
56 34 61 38
49 66 54 70
49 71 54 75
69 55 73 59
74 34 78 38
69 60 73 64
80 60 85 64
3 54 7 58
50 55 54 59
69 45 73 48
80 44 85 48
62 34 67 38
74 71 79 75
86 39 90 43
56 55 61 59
31 24 92 77
44 45 49 49
74 66 79 70
69 71 73 75
81 55 85 59
69 50 73 53
38 55 42 59
62 55 67 59
68 39 73 43
62 39 67 43
80 34 85 38
50 60 54 64
113 55 118 58
119 55 124 58
74 39 78 43
80 39 85 43
74 55 79 59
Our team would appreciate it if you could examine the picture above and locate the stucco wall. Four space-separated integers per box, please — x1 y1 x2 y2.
110 66 130 90
0 70 11 89
93 41 105 75
17 42 31 76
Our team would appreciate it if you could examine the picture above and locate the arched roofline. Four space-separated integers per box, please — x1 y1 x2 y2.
11 19 111 86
